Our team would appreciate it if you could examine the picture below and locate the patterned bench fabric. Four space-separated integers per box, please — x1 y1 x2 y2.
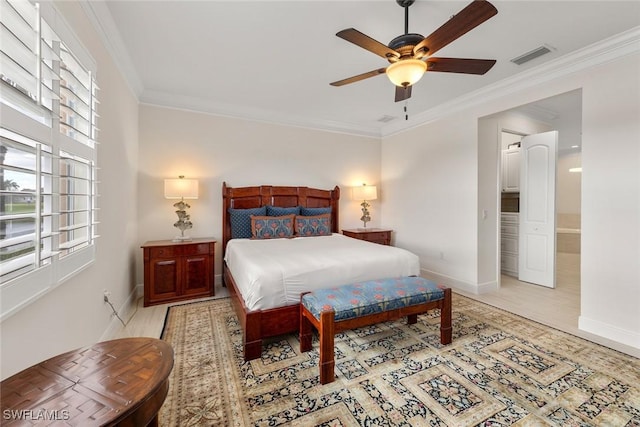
301 276 445 321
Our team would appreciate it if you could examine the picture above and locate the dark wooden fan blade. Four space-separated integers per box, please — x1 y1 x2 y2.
413 0 498 58
336 28 400 60
426 57 496 74
330 67 387 86
395 85 412 102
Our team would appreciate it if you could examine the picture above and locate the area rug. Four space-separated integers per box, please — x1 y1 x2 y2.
159 295 640 426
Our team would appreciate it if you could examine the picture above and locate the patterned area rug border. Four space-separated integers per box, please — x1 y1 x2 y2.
160 294 640 426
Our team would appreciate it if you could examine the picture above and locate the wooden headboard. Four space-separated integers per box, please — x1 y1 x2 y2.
222 182 340 254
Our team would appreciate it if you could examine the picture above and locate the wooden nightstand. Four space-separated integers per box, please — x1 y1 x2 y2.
342 228 392 246
142 238 216 306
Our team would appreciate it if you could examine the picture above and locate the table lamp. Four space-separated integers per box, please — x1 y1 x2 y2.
164 175 198 241
351 183 377 228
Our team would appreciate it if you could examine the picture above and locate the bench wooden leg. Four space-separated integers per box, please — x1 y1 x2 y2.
440 288 452 345
407 313 418 324
300 307 313 353
319 310 335 384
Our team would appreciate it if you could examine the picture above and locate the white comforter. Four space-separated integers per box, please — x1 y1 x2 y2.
224 233 420 311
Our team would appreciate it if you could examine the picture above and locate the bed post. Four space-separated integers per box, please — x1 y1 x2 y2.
222 182 231 259
331 185 340 233
244 311 263 361
440 288 452 344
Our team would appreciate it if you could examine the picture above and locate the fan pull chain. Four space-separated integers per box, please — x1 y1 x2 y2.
404 101 409 121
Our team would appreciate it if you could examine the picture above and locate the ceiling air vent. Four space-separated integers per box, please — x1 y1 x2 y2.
377 115 397 123
510 45 553 65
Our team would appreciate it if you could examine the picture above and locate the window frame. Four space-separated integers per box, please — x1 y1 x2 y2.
1 0 98 321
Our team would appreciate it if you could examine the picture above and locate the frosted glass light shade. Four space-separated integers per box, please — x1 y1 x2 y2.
352 184 377 201
386 59 427 87
164 177 198 199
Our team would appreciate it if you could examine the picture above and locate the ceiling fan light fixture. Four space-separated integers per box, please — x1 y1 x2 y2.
386 59 427 87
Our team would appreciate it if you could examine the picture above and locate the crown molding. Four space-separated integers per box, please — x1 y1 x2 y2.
139 90 382 138
80 0 143 99
380 26 640 137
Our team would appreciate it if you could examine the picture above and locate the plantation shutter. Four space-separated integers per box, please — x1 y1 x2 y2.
0 129 56 282
0 0 99 319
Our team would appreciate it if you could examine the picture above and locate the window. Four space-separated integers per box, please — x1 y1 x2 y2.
1 0 98 320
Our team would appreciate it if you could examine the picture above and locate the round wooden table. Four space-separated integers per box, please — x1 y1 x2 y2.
1 337 173 426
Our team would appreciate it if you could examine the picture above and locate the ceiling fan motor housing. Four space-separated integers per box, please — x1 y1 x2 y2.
396 0 415 8
388 33 425 59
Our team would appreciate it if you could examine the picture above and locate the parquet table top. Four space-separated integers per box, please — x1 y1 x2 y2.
1 338 173 426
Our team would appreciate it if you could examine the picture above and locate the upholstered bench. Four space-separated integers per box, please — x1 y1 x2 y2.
300 276 452 384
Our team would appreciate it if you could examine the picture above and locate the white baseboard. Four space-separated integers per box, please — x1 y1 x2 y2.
579 315 640 352
476 280 499 294
420 269 497 294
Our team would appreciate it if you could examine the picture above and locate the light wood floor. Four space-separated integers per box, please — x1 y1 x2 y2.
457 252 639 358
108 252 639 357
457 252 581 332
107 285 231 340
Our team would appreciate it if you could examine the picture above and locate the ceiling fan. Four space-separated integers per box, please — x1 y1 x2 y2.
330 0 498 102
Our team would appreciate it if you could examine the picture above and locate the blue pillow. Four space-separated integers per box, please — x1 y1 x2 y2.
300 206 331 216
266 205 301 216
228 206 267 239
295 214 331 237
251 214 295 239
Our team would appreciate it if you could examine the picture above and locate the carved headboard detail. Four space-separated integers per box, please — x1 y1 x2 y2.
221 182 340 255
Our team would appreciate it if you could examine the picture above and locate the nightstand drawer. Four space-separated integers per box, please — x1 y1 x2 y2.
342 229 392 246
149 246 177 259
182 242 212 256
149 242 211 259
364 232 390 244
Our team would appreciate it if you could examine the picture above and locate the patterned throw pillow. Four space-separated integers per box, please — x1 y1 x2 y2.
300 206 331 216
266 205 301 216
295 213 331 237
251 214 295 239
228 206 267 239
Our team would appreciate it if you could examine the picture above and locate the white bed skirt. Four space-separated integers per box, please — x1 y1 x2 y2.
224 233 420 311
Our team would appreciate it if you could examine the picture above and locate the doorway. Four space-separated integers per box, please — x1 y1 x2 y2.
477 89 582 333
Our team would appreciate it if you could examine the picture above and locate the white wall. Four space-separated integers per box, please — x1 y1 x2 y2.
579 54 640 347
557 152 582 216
0 2 139 380
137 105 381 284
381 112 479 287
381 52 640 350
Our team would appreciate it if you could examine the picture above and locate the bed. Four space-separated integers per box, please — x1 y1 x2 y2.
221 182 420 361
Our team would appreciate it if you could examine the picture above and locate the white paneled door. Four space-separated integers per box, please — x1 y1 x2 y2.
518 131 558 288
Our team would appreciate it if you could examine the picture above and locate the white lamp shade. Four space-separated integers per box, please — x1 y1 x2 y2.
164 178 198 199
386 59 427 87
352 185 377 201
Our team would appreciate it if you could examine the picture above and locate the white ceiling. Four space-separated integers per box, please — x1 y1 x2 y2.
88 1 640 137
